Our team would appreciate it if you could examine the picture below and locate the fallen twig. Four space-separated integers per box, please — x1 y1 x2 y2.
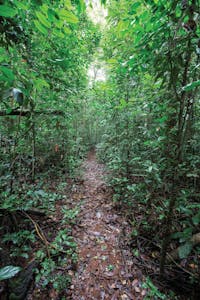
23 212 50 258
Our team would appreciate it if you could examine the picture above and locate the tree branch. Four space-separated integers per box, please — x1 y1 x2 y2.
0 109 65 117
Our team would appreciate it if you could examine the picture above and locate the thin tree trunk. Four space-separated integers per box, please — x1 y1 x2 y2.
31 119 36 181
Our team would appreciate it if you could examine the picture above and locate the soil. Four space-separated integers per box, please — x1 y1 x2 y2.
3 152 196 299
69 152 147 300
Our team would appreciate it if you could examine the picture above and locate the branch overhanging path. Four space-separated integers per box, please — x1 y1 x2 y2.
70 152 146 300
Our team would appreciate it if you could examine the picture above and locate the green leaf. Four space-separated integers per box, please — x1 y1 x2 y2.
0 47 8 62
171 231 184 239
0 5 17 18
35 11 51 28
144 140 151 146
77 0 86 13
34 20 48 35
35 189 46 197
63 26 71 34
178 242 192 259
183 80 200 91
192 212 200 226
131 2 141 11
0 66 15 83
148 165 153 172
155 116 167 124
53 28 65 38
21 253 29 259
59 9 78 24
186 173 199 178
0 266 21 281
63 0 73 10
15 2 29 10
6 108 13 114
47 9 58 22
34 78 49 90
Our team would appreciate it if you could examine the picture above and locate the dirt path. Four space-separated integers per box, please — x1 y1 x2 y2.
70 152 146 300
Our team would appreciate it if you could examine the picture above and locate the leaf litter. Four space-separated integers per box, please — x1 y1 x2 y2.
69 152 147 299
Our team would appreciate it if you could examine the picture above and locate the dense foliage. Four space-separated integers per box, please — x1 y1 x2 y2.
0 0 100 196
94 0 200 296
0 0 100 297
0 0 200 298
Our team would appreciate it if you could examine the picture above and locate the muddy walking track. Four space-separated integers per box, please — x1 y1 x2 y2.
69 152 147 300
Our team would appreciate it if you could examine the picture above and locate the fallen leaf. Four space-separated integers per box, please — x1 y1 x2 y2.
101 255 107 261
96 211 102 218
104 271 114 277
135 286 140 293
132 279 139 287
151 251 158 258
121 294 129 300
141 290 147 296
110 282 120 289
189 263 197 269
49 288 58 299
92 231 101 236
68 270 74 276
100 290 106 299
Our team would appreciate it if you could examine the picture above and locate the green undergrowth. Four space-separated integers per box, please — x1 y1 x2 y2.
0 169 81 298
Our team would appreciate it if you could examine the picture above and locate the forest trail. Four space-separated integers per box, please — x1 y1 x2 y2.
70 152 146 300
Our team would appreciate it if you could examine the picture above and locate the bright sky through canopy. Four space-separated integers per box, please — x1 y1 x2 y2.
86 0 107 84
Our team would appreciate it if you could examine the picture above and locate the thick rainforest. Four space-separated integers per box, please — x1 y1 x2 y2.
0 0 200 299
